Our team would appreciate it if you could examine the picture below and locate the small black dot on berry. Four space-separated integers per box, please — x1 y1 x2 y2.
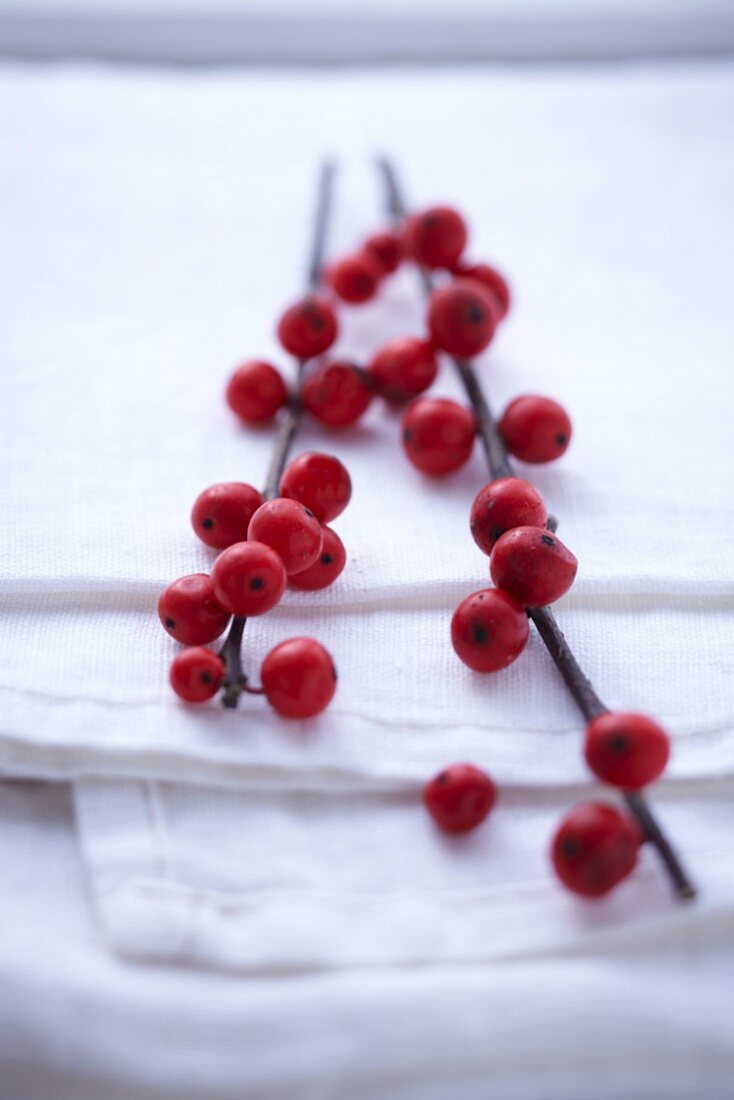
331 664 338 680
540 535 555 547
165 618 175 629
304 508 315 518
609 735 629 755
491 524 504 542
321 553 334 566
471 622 489 644
202 518 214 529
467 305 484 323
561 837 581 858
200 672 213 684
250 577 264 590
437 770 448 784
556 433 566 446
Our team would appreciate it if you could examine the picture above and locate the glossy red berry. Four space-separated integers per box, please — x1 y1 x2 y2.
225 360 287 424
490 527 577 608
191 482 263 550
158 574 231 646
302 361 372 428
499 395 572 464
551 802 642 898
280 452 351 523
470 478 547 556
451 588 529 672
169 647 224 703
403 206 468 269
584 712 670 790
277 295 338 359
368 337 438 403
423 764 497 833
402 397 476 476
247 498 323 575
363 230 402 275
210 541 286 616
289 526 346 591
452 261 511 320
327 253 381 304
261 637 337 718
428 278 498 358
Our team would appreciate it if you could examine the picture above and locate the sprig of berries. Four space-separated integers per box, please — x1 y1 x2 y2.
374 158 694 901
158 162 351 718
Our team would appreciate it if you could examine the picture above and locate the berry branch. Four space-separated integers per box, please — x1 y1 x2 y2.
219 162 336 706
377 156 695 900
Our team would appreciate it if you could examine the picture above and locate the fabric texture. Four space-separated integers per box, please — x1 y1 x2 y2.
1 59 733 1097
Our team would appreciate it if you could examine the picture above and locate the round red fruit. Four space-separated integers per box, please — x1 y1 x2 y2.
277 295 338 359
247 498 323 575
584 712 670 790
402 397 476 476
499 395 572 464
452 261 511 320
327 253 381 304
210 541 286 616
403 206 468 269
225 360 287 424
158 574 230 646
261 637 337 718
470 477 547 556
490 527 577 608
191 482 263 550
451 588 529 672
363 230 402 275
428 278 498 358
551 802 641 898
302 360 371 428
280 452 351 523
289 526 346 591
423 764 497 833
169 647 224 703
368 337 438 403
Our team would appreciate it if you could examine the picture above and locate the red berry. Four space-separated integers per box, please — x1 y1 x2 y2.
247 498 323 576
169 647 224 703
363 230 402 275
368 337 438 403
428 278 498 358
210 541 286 616
277 295 338 359
452 261 511 320
551 802 641 898
490 527 577 608
327 253 381 304
158 574 230 646
451 588 529 672
499 395 572 464
191 482 263 550
289 526 346 591
280 452 351 523
302 360 372 428
584 712 670 790
423 764 496 833
402 397 476 476
470 478 547 556
403 206 468 269
225 360 287 424
261 637 337 718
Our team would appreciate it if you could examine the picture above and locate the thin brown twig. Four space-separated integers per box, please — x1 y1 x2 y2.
376 155 695 900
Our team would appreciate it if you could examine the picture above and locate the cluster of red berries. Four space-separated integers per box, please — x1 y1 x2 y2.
371 203 672 899
157 286 364 716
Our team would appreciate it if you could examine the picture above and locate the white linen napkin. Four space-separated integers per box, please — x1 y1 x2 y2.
1 60 733 990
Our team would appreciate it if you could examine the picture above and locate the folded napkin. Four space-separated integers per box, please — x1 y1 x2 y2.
1 61 733 998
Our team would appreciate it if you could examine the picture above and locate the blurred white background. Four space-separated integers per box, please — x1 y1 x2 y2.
1 0 734 63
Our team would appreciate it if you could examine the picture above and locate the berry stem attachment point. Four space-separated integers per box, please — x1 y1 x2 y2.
376 155 695 901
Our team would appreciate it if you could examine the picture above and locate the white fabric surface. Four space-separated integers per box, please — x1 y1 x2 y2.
1 60 734 1096
3 778 734 1100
